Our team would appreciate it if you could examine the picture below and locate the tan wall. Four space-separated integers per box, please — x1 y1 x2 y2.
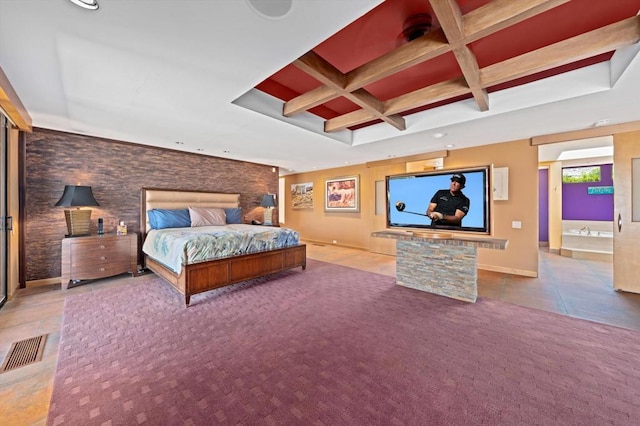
444 139 539 276
284 139 539 277
547 161 563 251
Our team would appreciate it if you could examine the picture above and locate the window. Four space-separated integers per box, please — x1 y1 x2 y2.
562 166 601 183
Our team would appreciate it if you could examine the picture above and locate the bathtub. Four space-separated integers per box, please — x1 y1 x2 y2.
561 224 613 262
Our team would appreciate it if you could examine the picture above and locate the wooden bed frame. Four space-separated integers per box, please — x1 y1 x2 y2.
141 188 306 306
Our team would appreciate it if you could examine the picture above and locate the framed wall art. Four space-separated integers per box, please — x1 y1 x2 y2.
291 182 314 209
325 175 359 212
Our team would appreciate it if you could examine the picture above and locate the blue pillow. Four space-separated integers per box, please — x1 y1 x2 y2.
148 209 191 229
224 207 243 224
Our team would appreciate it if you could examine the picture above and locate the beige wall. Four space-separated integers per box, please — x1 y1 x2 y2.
284 139 539 277
547 161 563 251
444 139 539 276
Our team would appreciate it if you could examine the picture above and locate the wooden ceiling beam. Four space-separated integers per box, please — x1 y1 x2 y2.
283 85 337 117
463 0 571 43
324 108 376 133
294 50 406 131
350 89 406 131
325 16 640 132
429 0 464 45
284 30 451 117
385 77 470 116
284 0 632 135
326 77 470 132
481 16 640 87
430 0 489 111
293 51 345 88
453 46 489 111
344 30 450 92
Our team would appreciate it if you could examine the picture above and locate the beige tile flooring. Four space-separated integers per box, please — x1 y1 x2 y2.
1 244 639 425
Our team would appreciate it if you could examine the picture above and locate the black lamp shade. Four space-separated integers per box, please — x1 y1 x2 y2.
55 185 100 207
55 185 99 237
260 194 276 208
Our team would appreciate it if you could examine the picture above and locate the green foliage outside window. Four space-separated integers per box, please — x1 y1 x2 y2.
562 166 601 183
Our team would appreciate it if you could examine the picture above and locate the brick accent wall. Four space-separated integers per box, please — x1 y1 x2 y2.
26 128 278 281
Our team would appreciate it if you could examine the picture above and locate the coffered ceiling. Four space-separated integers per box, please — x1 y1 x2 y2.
1 0 640 174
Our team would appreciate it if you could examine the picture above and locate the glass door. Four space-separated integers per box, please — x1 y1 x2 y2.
0 114 7 308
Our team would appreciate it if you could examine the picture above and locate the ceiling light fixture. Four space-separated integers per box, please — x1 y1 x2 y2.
593 119 611 127
433 132 447 139
445 144 455 148
246 0 293 19
68 0 99 10
402 14 432 42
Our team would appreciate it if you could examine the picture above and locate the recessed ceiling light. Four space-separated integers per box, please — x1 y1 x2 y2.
68 0 99 10
445 144 455 148
433 132 447 138
246 0 293 19
593 119 611 127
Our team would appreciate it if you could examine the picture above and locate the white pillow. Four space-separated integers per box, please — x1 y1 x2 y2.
189 207 226 227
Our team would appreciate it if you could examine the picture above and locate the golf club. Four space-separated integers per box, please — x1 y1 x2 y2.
395 200 429 217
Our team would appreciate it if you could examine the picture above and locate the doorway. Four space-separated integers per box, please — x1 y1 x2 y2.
538 136 614 261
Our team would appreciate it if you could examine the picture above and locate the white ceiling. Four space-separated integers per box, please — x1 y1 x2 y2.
1 0 639 175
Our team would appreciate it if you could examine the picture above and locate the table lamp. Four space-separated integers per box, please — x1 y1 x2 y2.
260 194 276 226
55 185 100 237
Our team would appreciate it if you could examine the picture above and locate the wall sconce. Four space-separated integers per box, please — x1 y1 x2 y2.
260 194 276 226
55 185 100 237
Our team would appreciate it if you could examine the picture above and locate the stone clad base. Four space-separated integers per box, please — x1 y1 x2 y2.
396 240 478 302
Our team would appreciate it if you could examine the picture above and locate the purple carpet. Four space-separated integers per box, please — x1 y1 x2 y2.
48 259 640 425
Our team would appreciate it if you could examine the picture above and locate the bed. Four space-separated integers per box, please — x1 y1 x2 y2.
141 188 306 306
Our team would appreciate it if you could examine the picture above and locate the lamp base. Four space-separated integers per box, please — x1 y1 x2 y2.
263 208 273 226
64 209 92 237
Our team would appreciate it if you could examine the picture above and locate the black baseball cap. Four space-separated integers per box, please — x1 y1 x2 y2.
451 173 466 186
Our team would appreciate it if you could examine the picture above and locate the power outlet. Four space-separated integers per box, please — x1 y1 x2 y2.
512 221 522 229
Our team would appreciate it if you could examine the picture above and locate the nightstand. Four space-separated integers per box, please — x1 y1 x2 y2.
61 233 139 290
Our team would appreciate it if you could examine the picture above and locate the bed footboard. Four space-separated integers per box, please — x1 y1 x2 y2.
145 244 307 306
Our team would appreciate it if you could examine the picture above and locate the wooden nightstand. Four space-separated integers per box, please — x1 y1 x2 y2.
61 233 139 290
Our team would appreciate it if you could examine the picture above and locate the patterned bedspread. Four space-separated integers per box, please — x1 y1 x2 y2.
142 224 300 274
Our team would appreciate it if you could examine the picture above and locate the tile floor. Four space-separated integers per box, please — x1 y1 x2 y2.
1 244 639 425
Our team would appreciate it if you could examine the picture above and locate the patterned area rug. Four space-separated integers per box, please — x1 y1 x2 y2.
48 259 640 425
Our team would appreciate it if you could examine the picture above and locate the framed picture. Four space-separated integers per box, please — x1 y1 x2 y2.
291 182 314 209
325 175 359 212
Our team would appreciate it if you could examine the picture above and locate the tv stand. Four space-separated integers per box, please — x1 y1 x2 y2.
371 231 508 302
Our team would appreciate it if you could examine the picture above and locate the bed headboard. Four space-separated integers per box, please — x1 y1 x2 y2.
141 188 240 238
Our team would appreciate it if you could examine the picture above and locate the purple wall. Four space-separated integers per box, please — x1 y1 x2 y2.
538 169 549 242
562 163 613 221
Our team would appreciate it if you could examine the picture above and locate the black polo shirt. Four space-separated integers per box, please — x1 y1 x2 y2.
430 189 470 219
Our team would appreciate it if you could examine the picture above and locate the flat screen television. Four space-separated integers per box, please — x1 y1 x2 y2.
386 166 491 234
